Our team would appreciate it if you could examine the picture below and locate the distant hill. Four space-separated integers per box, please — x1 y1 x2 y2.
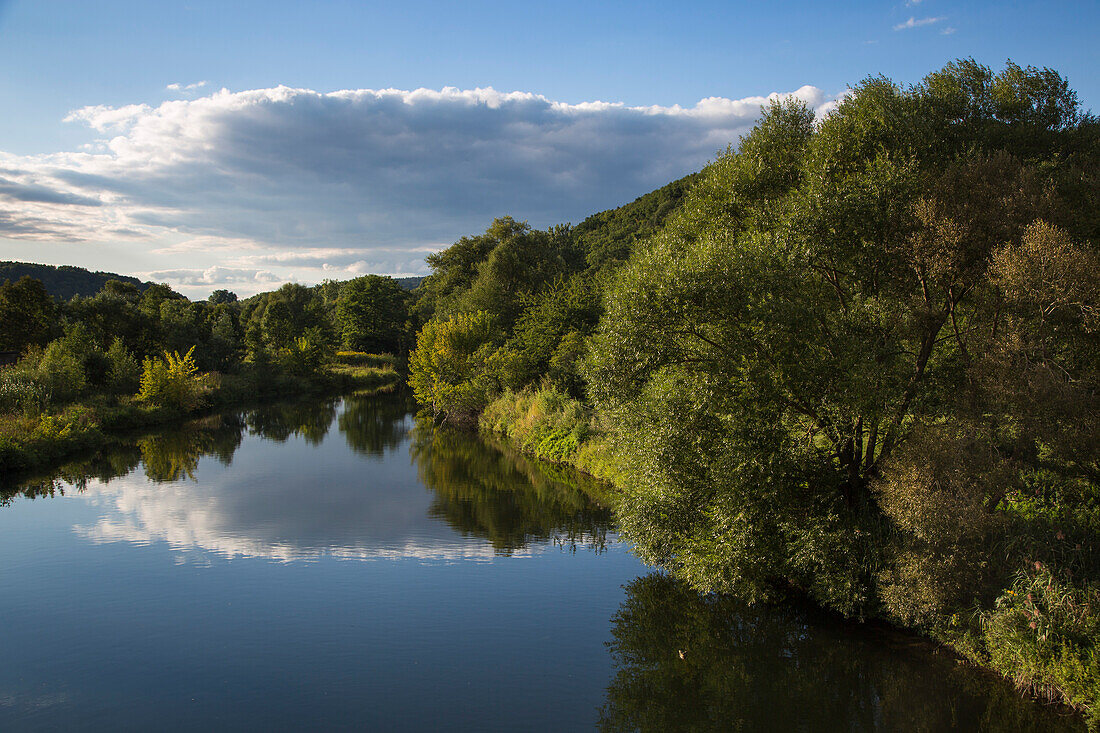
0 262 151 300
395 276 425 291
0 262 426 301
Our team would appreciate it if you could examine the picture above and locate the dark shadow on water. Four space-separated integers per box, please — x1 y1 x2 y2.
599 572 1084 732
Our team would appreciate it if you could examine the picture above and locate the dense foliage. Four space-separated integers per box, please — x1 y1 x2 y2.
0 272 410 474
407 178 696 422
406 60 1100 720
336 274 411 354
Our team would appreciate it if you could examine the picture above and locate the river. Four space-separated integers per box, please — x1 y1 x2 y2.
0 392 1083 731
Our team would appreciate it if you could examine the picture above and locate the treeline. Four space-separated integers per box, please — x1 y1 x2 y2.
0 274 409 473
0 275 414 379
406 60 1100 723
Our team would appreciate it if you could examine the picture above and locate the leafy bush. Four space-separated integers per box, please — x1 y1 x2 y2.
137 346 202 410
37 338 87 401
280 333 324 377
105 337 141 394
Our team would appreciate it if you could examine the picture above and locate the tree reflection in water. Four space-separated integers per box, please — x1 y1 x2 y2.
410 421 613 555
138 414 245 482
1 445 142 505
599 573 1083 733
245 398 338 445
3 393 615 560
339 389 414 456
2 399 342 503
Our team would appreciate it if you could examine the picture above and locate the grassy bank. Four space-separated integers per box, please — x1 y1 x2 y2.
0 358 401 477
479 385 619 483
480 386 1098 726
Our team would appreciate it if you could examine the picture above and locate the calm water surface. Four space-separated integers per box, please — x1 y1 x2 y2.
0 393 1083 731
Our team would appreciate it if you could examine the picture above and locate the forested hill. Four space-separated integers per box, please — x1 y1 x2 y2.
395 276 425 290
0 261 151 300
572 173 699 271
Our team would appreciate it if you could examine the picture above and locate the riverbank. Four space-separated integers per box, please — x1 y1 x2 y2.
0 362 401 477
478 386 1097 728
5 390 1069 730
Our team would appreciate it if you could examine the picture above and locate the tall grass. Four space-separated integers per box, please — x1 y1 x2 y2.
479 385 624 484
978 567 1100 726
334 351 397 369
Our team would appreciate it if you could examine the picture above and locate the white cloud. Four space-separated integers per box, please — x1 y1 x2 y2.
166 80 209 93
63 103 152 132
0 84 837 294
894 16 946 30
75 472 521 562
813 88 853 123
144 266 281 285
941 26 957 35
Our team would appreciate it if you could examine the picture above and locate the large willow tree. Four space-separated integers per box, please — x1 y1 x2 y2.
586 60 1100 616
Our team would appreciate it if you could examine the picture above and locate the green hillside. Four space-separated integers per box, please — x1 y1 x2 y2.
573 173 700 271
0 262 150 300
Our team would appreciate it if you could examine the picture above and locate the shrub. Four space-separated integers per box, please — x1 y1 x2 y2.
0 367 48 415
480 385 593 463
37 338 87 401
137 346 202 410
981 567 1100 723
280 334 324 376
105 337 141 394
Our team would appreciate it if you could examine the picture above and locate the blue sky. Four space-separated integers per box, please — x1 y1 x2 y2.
1 0 1096 296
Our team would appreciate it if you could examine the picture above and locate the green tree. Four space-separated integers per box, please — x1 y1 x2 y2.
206 307 242 371
255 283 327 349
207 289 238 305
0 276 56 352
138 282 184 318
407 311 499 425
585 61 1100 615
260 299 295 349
336 275 409 354
105 337 141 394
69 282 151 354
415 217 581 327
